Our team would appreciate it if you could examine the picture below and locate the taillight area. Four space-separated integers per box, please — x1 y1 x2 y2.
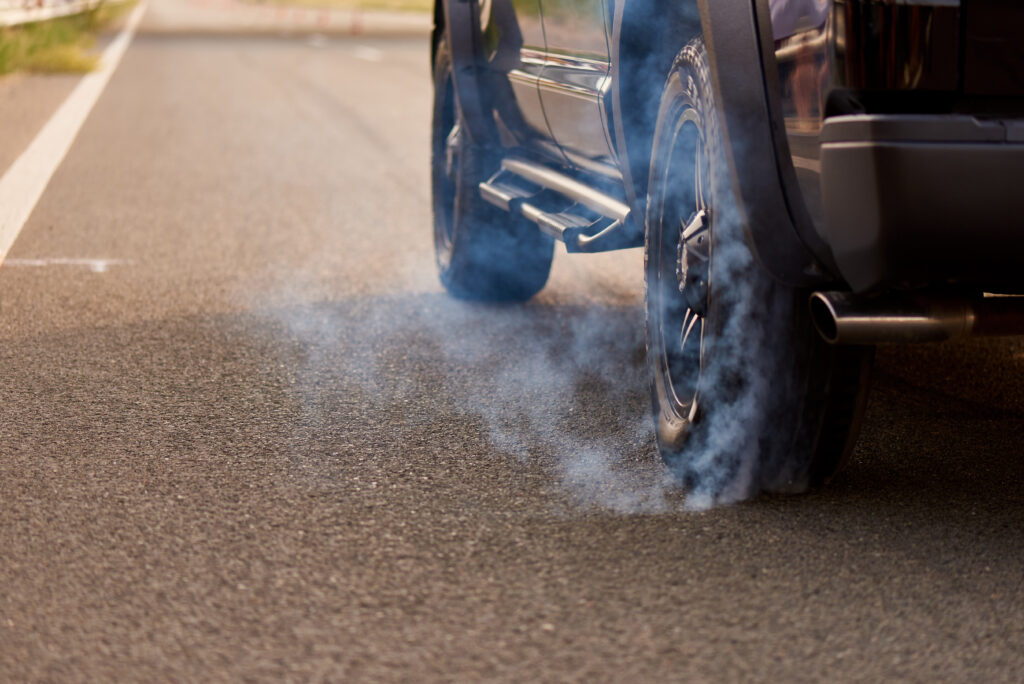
964 0 1024 96
770 1 965 122
833 0 960 93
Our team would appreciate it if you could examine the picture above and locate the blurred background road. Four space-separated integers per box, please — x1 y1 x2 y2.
139 0 430 36
0 2 1022 681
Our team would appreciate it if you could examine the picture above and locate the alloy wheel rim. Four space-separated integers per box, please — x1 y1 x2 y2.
657 100 710 421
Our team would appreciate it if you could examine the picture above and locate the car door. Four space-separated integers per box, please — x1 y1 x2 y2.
485 0 555 148
536 0 618 174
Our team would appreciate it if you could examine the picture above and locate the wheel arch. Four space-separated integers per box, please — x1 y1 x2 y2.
611 0 838 287
434 0 494 145
431 0 444 70
611 0 700 223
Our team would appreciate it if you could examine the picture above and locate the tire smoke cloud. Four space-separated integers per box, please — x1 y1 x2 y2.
265 284 688 514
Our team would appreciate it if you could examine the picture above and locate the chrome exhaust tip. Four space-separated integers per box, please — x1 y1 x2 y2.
808 292 843 344
808 291 1024 345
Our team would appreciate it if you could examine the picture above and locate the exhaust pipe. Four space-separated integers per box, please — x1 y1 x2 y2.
809 291 1024 345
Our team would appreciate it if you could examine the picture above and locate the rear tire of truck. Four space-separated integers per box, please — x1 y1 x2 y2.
644 39 874 505
431 41 554 302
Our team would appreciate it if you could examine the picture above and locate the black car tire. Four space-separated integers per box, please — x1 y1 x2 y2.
431 40 554 302
644 39 874 505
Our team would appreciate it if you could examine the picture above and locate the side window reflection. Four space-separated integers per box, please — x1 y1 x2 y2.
771 0 831 130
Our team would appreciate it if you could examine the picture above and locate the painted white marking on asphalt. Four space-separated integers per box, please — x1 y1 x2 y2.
0 1 147 265
353 46 382 62
2 257 132 273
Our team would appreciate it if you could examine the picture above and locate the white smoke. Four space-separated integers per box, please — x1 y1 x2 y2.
262 207 782 514
254 17 795 512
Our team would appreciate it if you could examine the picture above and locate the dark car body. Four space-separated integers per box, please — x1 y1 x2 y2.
434 0 1024 294
431 0 1024 497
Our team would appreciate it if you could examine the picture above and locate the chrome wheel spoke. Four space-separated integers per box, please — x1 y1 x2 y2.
681 308 701 352
444 122 461 180
681 209 709 262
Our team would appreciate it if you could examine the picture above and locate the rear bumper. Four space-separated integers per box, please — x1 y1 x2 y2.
820 114 1024 292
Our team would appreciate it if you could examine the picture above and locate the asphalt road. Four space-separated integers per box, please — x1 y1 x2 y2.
1 30 1023 682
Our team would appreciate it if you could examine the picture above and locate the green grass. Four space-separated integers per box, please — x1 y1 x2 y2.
245 0 432 14
0 1 136 76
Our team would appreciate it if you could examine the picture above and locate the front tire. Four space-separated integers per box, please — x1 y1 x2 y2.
644 39 873 506
431 40 554 302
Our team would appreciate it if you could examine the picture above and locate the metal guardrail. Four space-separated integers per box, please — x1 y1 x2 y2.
0 0 106 28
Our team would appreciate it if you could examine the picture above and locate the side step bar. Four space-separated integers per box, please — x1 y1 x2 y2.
478 157 641 253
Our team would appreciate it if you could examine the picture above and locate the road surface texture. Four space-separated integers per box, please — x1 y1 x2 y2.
1 21 1023 684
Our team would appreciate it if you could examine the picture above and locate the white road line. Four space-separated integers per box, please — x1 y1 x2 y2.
353 46 383 62
0 1 147 265
3 257 132 272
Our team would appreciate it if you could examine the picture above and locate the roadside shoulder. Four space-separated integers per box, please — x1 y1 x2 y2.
139 0 431 37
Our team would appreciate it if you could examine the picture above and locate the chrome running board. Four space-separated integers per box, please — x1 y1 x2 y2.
478 157 640 253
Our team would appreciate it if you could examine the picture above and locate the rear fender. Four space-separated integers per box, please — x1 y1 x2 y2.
612 0 837 287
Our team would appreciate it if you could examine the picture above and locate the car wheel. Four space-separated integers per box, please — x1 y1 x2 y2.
431 40 554 302
644 39 874 505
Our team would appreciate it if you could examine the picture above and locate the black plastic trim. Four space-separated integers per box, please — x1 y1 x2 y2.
694 0 836 287
820 114 1024 293
822 114 1012 143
